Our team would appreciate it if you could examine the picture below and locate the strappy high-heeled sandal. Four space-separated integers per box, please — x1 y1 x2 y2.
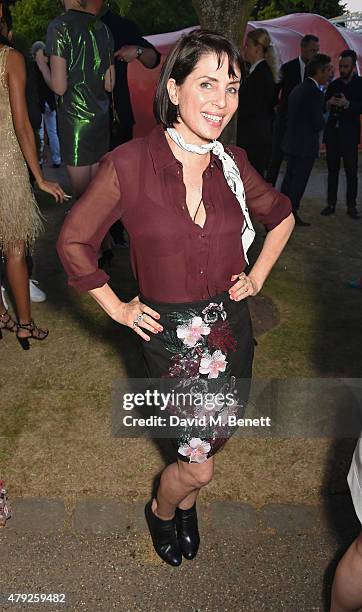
0 310 18 339
16 320 49 350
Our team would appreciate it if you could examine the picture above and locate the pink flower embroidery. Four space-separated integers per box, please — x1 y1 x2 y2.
199 350 227 378
178 438 211 463
176 317 210 348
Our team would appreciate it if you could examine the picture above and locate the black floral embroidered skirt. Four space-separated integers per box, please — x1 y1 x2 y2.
140 291 254 464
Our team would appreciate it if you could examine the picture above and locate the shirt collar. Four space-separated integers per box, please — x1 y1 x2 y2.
249 58 265 75
308 76 319 88
148 125 223 174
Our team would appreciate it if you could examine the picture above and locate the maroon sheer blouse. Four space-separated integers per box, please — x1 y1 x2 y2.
57 125 291 303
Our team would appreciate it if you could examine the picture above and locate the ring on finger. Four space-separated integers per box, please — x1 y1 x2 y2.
136 313 145 322
132 320 139 328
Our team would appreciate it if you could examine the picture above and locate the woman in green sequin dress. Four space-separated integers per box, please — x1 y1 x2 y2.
36 0 114 197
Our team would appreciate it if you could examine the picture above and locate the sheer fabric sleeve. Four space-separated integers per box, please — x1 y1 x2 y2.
57 154 122 292
230 146 292 230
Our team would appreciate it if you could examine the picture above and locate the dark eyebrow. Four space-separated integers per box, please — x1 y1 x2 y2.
197 75 241 84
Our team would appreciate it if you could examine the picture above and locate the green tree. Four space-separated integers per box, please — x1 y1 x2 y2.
192 0 255 144
106 0 134 16
252 0 346 20
124 0 198 35
11 0 59 46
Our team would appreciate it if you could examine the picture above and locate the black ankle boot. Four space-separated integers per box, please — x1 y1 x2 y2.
176 503 200 560
144 501 182 566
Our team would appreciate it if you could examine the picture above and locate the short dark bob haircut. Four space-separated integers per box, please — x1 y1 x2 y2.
154 29 244 128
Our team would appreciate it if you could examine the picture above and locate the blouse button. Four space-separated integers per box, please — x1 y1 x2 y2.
200 269 204 275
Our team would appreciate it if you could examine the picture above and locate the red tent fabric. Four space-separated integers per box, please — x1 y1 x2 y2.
128 13 362 137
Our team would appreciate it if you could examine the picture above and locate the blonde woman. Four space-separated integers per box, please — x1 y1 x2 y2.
237 27 280 177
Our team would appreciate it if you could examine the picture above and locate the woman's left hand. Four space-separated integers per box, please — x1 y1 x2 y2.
229 272 260 301
36 178 71 203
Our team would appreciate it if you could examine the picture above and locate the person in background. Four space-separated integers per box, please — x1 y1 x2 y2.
31 41 61 170
266 34 320 186
236 27 279 177
90 0 161 248
1 28 47 304
95 1 161 148
0 478 11 527
280 53 331 227
0 2 67 349
36 0 115 198
321 50 362 220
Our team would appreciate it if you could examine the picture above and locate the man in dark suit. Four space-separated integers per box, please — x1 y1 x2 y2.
266 34 320 185
236 29 277 177
99 4 161 148
321 50 362 220
281 54 332 226
94 0 161 249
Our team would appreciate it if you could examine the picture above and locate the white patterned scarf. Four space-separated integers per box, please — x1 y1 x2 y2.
167 127 255 263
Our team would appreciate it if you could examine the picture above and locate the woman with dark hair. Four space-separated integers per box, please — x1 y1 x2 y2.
0 2 67 349
237 28 280 177
36 0 115 198
57 29 294 566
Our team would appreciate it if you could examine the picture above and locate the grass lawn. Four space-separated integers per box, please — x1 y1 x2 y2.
0 159 361 507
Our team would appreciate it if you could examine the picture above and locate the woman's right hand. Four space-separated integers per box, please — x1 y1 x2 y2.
112 295 163 342
37 178 71 203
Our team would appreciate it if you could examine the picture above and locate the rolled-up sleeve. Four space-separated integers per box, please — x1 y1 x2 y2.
56 154 122 292
230 146 292 230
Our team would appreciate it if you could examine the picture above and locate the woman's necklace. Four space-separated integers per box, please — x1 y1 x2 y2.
192 195 203 222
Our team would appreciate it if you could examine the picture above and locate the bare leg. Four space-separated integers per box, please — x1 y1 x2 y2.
5 241 31 325
67 165 92 199
151 456 214 520
4 242 47 339
330 532 362 611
